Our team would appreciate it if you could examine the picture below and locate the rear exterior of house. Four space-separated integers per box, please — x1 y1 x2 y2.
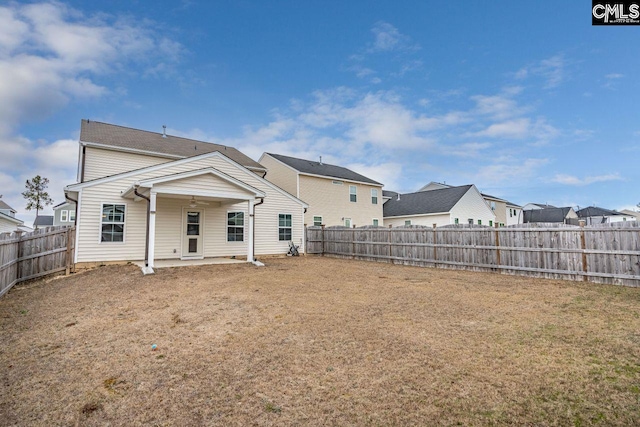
53 202 76 226
259 153 384 227
0 200 24 233
65 120 307 269
383 185 496 227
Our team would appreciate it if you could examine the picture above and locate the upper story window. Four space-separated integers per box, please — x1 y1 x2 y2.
371 189 378 205
61 210 68 222
491 201 496 211
373 219 379 226
101 204 125 242
313 216 322 226
405 220 412 226
332 180 343 185
349 185 357 202
69 210 76 222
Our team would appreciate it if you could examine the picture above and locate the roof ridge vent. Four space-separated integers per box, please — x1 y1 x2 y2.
319 156 323 165
162 125 167 138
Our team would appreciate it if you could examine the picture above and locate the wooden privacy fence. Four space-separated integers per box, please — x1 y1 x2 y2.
306 222 640 287
0 226 75 297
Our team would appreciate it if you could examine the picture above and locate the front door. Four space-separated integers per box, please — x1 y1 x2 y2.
182 209 204 258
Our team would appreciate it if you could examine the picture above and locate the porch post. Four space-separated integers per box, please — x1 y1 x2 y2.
148 192 157 268
247 199 255 262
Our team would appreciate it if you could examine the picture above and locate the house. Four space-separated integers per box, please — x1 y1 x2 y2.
419 181 521 226
53 202 76 226
576 206 636 225
522 202 556 210
259 153 384 227
522 207 579 224
64 120 308 273
33 215 54 228
0 199 25 234
620 209 640 221
383 185 496 227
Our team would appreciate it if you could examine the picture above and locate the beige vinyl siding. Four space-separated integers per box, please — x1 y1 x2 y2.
450 188 496 226
83 147 171 181
76 154 304 262
299 175 383 227
384 213 451 228
153 174 251 196
485 199 507 225
259 155 299 197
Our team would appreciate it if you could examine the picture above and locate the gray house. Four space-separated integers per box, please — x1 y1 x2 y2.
52 202 76 226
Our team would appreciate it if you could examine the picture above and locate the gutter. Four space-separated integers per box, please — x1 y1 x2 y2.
134 185 151 269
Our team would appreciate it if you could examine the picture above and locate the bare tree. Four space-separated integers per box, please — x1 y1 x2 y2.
22 175 53 228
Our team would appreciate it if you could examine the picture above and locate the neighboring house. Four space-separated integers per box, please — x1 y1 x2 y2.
0 199 25 234
620 209 640 221
33 215 54 228
522 207 579 224
576 206 636 224
522 202 556 210
259 153 384 227
53 202 76 226
419 181 521 226
64 120 308 272
383 185 496 227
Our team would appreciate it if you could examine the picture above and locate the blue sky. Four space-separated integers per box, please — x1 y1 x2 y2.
1 1 638 224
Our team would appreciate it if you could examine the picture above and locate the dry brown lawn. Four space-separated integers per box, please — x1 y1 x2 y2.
1 256 639 426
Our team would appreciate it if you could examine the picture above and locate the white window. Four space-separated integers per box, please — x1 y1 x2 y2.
344 218 351 228
371 189 378 205
227 212 244 242
60 210 68 222
349 185 357 202
101 204 125 242
373 219 379 226
405 220 412 226
279 214 292 241
69 210 76 222
489 220 493 227
491 201 496 211
478 219 482 225
454 218 459 224
313 216 322 226
509 209 513 217
332 180 343 185
468 218 473 225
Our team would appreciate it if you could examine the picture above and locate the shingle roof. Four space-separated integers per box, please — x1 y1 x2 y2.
383 185 472 217
33 215 54 226
80 120 265 171
0 200 15 211
528 203 557 209
523 207 573 223
576 206 623 218
266 153 382 186
383 190 398 198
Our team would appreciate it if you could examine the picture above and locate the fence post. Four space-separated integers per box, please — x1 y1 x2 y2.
65 227 72 275
579 220 588 282
14 230 24 284
432 224 437 265
494 222 501 271
351 228 355 259
321 224 325 256
388 228 392 261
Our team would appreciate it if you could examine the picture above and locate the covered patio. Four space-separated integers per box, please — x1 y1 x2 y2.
121 167 266 273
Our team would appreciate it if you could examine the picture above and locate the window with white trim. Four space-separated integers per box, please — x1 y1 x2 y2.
332 180 343 185
60 210 68 222
454 218 459 224
371 189 378 205
373 219 379 226
491 201 496 211
478 219 482 225
101 204 125 242
227 212 244 242
405 220 412 226
468 218 473 225
69 210 76 222
349 185 357 202
313 216 322 226
279 214 292 241
489 220 493 227
344 218 351 228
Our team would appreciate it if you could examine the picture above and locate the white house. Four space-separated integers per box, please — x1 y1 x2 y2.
383 185 496 227
64 120 308 273
0 199 25 234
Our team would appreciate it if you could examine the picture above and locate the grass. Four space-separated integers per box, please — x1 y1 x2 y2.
0 256 639 426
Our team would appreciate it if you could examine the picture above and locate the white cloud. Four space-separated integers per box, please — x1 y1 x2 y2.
368 21 419 53
515 54 565 88
474 158 549 186
552 173 623 186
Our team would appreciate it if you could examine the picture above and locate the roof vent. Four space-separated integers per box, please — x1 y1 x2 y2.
162 125 167 138
397 193 400 201
319 156 323 165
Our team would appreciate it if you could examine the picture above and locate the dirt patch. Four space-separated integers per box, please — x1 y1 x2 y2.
1 257 639 426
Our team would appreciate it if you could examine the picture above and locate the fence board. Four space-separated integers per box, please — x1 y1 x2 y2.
0 226 75 297
306 222 640 287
